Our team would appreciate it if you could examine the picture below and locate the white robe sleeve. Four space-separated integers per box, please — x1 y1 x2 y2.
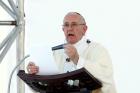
76 43 116 93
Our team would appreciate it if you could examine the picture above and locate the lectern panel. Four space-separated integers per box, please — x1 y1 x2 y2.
17 68 102 93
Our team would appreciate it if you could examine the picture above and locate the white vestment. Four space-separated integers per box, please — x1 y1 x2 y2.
53 37 116 93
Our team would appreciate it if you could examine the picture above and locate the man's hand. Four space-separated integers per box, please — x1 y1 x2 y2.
64 44 79 64
27 62 39 74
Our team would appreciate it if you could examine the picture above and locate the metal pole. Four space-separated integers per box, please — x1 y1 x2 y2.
0 0 16 19
16 0 25 93
0 0 25 92
8 0 18 16
0 21 16 25
0 27 19 63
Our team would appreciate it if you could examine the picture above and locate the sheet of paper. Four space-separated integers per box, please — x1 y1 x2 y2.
29 45 60 75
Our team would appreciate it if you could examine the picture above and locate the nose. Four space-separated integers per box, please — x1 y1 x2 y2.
67 25 73 30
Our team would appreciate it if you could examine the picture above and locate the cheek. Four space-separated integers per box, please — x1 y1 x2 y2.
74 32 81 40
62 28 66 33
63 30 67 37
76 30 84 36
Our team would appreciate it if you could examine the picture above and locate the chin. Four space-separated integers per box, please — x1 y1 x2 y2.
68 41 76 44
67 38 77 44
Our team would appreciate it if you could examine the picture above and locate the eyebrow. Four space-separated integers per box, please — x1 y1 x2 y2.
64 22 78 24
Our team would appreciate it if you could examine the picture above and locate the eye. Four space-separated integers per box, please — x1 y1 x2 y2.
71 23 77 27
63 24 69 27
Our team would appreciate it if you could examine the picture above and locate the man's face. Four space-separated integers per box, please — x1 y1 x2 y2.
62 14 87 44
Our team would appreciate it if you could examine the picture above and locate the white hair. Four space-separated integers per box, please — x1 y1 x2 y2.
64 12 86 24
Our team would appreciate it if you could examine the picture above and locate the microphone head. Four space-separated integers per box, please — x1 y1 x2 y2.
52 44 66 51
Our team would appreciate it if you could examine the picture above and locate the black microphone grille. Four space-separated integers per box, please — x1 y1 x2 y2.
52 43 66 51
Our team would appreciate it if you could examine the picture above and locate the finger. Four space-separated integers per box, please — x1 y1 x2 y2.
27 63 38 74
64 44 72 49
29 66 38 71
27 62 34 71
29 66 39 74
28 62 35 66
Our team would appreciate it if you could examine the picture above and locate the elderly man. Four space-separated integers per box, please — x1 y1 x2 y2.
27 12 116 93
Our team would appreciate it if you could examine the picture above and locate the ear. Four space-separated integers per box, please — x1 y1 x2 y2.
83 25 88 34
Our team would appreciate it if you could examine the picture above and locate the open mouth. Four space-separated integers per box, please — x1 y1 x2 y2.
68 33 74 36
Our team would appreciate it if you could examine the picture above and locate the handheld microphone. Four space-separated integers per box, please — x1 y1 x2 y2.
52 43 66 51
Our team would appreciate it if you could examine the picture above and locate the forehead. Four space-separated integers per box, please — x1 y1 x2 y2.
63 14 82 23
